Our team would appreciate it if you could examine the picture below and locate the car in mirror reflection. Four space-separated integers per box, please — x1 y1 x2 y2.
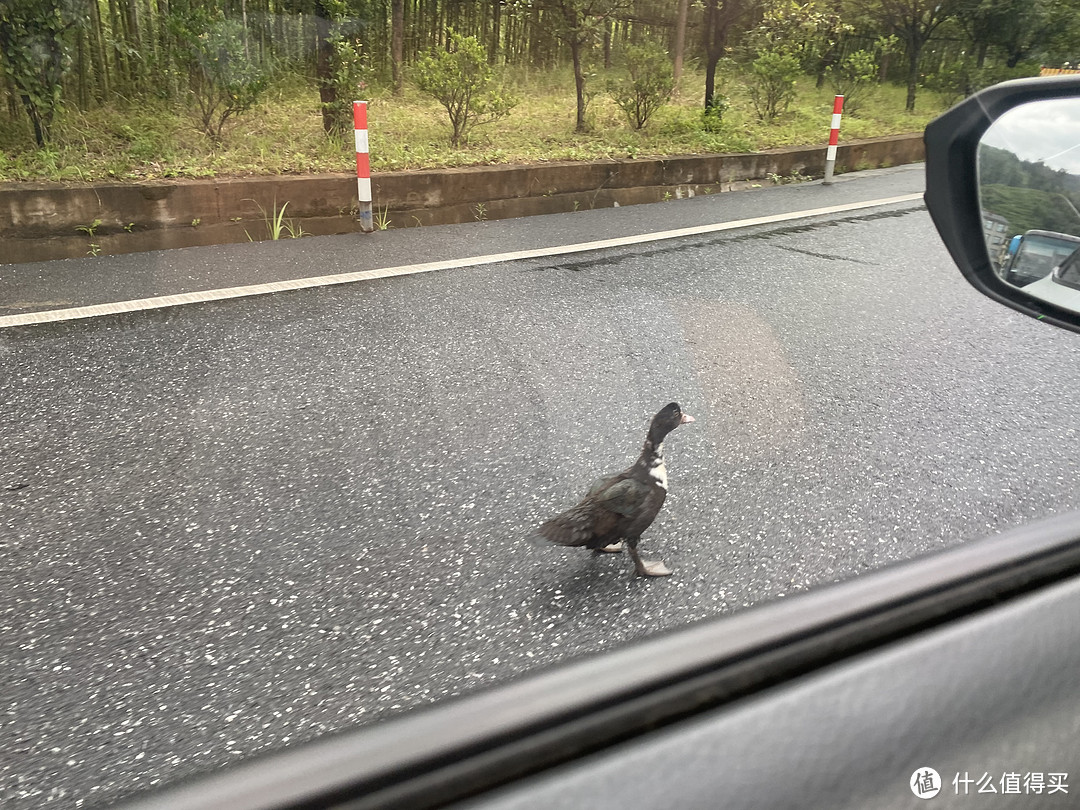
996 229 1080 286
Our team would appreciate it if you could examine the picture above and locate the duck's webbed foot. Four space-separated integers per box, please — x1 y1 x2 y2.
627 543 673 578
593 541 624 554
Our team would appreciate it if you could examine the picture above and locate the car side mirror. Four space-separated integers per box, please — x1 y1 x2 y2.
925 75 1080 334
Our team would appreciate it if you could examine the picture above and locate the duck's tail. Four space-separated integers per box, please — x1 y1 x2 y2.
528 504 601 548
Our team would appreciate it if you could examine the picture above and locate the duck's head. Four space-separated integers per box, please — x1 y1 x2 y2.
650 402 695 441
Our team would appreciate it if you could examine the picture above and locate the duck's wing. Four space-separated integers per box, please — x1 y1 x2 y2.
591 477 651 518
529 474 653 548
527 473 629 548
586 475 618 497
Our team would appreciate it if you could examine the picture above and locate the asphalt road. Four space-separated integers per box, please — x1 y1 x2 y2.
4 173 1080 808
0 164 923 316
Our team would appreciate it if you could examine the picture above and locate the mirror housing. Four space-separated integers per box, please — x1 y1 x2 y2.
924 74 1080 335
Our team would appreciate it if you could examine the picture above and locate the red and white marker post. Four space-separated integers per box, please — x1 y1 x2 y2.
353 100 373 232
823 95 844 185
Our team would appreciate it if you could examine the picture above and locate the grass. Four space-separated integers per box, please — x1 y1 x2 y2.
244 198 308 240
0 68 947 183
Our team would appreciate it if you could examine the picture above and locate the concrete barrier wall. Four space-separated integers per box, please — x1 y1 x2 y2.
0 134 923 264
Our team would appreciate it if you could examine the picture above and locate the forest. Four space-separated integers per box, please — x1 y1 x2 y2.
1 0 1078 181
980 144 1080 235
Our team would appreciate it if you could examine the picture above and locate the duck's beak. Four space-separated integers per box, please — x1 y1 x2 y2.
680 413 695 424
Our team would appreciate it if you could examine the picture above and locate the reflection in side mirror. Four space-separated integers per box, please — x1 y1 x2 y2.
979 99 1080 313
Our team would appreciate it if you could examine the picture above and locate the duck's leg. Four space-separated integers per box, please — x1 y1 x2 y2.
593 541 624 554
626 542 672 577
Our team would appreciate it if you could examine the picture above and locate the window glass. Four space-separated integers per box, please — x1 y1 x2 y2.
1057 247 1080 288
6 9 1080 810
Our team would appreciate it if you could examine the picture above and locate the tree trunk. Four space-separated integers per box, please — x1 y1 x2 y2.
489 0 500 64
704 50 721 111
571 36 587 132
76 29 88 109
905 37 920 112
702 0 732 112
673 0 688 90
240 0 249 60
106 0 128 93
88 0 110 101
315 1 336 134
19 92 48 146
124 0 141 92
392 0 404 94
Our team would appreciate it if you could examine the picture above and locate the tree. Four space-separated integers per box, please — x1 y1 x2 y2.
0 0 79 145
545 0 627 132
994 0 1071 68
856 0 957 111
953 0 1008 68
954 0 1074 69
414 31 517 146
702 0 753 113
752 0 853 87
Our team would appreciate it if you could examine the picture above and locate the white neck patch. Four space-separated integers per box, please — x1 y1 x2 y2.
648 443 668 489
649 461 669 490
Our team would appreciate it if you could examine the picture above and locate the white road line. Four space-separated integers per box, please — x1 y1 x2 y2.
0 192 923 329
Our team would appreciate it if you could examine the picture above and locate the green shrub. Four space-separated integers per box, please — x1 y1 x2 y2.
827 49 878 116
323 33 370 136
607 44 675 130
920 61 975 107
749 50 801 122
702 97 730 131
170 12 271 141
413 31 517 146
315 0 372 136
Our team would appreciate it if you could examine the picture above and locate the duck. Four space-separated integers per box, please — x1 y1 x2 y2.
530 402 694 577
